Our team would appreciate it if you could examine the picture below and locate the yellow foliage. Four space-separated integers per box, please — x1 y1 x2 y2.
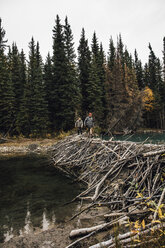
152 220 161 224
158 207 163 219
142 86 155 111
136 192 143 198
133 238 141 242
134 220 140 229
141 219 145 229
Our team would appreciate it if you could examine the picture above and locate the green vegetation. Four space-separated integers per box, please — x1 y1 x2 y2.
0 16 165 137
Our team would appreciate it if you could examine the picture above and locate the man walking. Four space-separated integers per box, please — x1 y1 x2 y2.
84 113 94 137
75 117 83 135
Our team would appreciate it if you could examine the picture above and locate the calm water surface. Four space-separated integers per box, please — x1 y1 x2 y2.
0 156 81 243
108 132 165 144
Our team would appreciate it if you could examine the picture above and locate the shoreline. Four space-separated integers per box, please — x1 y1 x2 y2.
0 138 58 158
0 128 164 158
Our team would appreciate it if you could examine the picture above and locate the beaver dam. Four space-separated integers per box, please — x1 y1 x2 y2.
51 134 165 248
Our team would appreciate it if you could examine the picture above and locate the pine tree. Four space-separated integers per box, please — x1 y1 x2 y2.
0 18 8 50
88 32 105 126
134 49 144 89
160 37 165 128
16 50 27 134
44 52 53 129
108 37 115 70
17 38 37 135
105 38 142 133
117 34 124 68
52 15 78 131
64 16 76 63
148 43 158 92
78 28 91 119
19 38 49 136
8 43 24 133
52 15 66 131
63 16 80 127
31 41 49 135
91 32 99 60
124 47 133 69
99 43 107 127
163 37 165 82
19 50 27 96
0 19 15 135
87 55 103 124
143 43 164 128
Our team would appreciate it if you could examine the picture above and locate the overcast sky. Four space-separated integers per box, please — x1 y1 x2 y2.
1 0 165 64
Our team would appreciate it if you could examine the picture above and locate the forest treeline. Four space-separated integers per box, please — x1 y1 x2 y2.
0 15 165 137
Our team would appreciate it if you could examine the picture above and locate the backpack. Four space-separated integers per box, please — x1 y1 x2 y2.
84 116 93 128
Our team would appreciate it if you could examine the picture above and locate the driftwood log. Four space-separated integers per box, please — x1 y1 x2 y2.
51 134 165 247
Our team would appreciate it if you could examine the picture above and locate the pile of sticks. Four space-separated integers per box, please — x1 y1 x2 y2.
51 134 165 247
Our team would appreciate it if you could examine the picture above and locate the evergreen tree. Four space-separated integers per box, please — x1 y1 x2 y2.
99 43 107 126
124 47 133 69
143 43 164 128
160 38 165 128
52 15 65 130
64 16 76 63
163 37 165 82
105 38 142 133
16 50 27 134
108 37 115 70
44 52 54 129
89 33 105 126
8 43 23 132
0 18 8 50
19 38 49 136
63 16 80 126
0 20 15 135
19 50 27 96
52 15 77 131
148 43 158 92
134 49 144 89
117 34 124 68
143 63 150 87
78 28 91 118
91 32 99 60
87 55 103 125
32 41 49 135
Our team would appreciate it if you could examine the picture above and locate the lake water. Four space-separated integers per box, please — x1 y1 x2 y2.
106 132 165 144
0 156 81 243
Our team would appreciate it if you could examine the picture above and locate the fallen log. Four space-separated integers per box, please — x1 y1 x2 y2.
89 223 165 248
143 149 165 157
69 216 128 239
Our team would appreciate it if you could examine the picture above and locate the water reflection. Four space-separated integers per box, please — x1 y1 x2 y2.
3 207 56 242
4 227 14 242
24 209 32 234
42 209 50 231
0 156 82 243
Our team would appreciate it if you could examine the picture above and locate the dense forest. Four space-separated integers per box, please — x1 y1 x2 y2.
0 15 165 137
